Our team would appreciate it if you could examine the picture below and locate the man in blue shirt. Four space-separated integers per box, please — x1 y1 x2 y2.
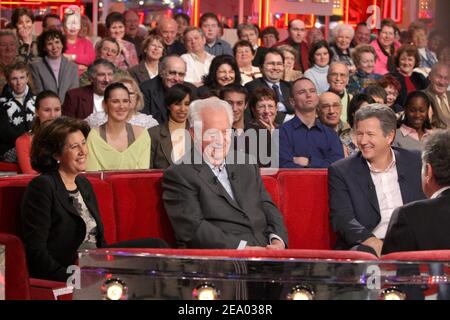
200 13 233 56
279 78 344 168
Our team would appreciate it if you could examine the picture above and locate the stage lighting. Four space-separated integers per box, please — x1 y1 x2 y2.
287 285 315 300
380 287 406 300
192 283 220 300
102 278 128 300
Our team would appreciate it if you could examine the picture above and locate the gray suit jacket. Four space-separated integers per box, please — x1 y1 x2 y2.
423 86 450 128
30 56 79 103
162 155 288 249
128 61 151 84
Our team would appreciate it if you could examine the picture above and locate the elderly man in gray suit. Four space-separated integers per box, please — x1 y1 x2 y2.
162 96 288 249
423 63 450 128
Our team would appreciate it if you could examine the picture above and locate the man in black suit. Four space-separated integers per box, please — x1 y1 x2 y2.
162 96 288 249
140 55 196 123
245 48 294 124
383 130 450 254
328 104 425 256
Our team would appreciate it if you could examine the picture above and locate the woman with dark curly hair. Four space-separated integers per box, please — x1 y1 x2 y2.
197 54 241 97
30 29 78 103
21 116 167 281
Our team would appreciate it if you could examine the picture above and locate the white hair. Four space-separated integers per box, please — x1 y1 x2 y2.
189 96 233 128
332 24 355 41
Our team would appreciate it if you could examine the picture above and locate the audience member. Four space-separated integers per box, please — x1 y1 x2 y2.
274 19 309 73
409 22 438 72
42 13 62 32
330 24 356 74
11 8 38 63
157 17 187 56
16 90 62 174
63 59 114 119
279 78 344 168
423 63 450 128
304 40 332 94
123 10 145 56
237 23 267 67
278 45 303 82
371 19 401 75
140 55 196 123
181 27 214 86
260 26 279 48
0 62 35 162
0 30 20 92
245 48 293 121
347 44 382 96
63 7 95 75
200 13 233 56
105 12 139 70
149 83 192 169
234 40 262 85
129 35 165 83
378 74 403 113
198 54 241 97
86 83 151 171
352 22 371 47
391 44 429 106
393 91 432 151
174 13 190 42
327 62 352 123
30 29 79 103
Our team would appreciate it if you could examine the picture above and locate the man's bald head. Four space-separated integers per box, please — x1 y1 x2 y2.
318 92 342 130
158 17 178 45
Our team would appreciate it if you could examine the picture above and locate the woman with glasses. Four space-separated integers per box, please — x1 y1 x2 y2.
129 35 166 84
86 82 151 171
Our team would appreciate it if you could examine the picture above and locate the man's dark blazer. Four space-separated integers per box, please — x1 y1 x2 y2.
20 171 106 281
162 153 288 249
128 61 151 84
62 85 95 120
382 188 450 254
328 147 426 250
148 121 190 169
245 77 294 114
140 76 197 124
252 46 268 67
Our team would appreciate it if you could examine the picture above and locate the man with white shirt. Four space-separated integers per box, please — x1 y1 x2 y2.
62 59 114 119
328 104 425 256
181 27 214 86
383 129 450 254
245 48 294 124
423 63 450 128
162 96 288 250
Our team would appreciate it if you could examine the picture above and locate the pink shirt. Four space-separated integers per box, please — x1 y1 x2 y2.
371 39 401 75
367 149 403 239
65 37 95 75
399 124 431 142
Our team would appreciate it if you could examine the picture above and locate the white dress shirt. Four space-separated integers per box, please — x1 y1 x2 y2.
367 150 404 239
181 52 214 84
93 93 104 113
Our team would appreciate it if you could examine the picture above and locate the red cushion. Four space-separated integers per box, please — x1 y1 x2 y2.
277 170 335 250
381 250 450 261
0 183 30 235
87 177 117 244
261 175 280 208
0 162 18 173
105 173 175 246
92 248 378 261
0 232 31 300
